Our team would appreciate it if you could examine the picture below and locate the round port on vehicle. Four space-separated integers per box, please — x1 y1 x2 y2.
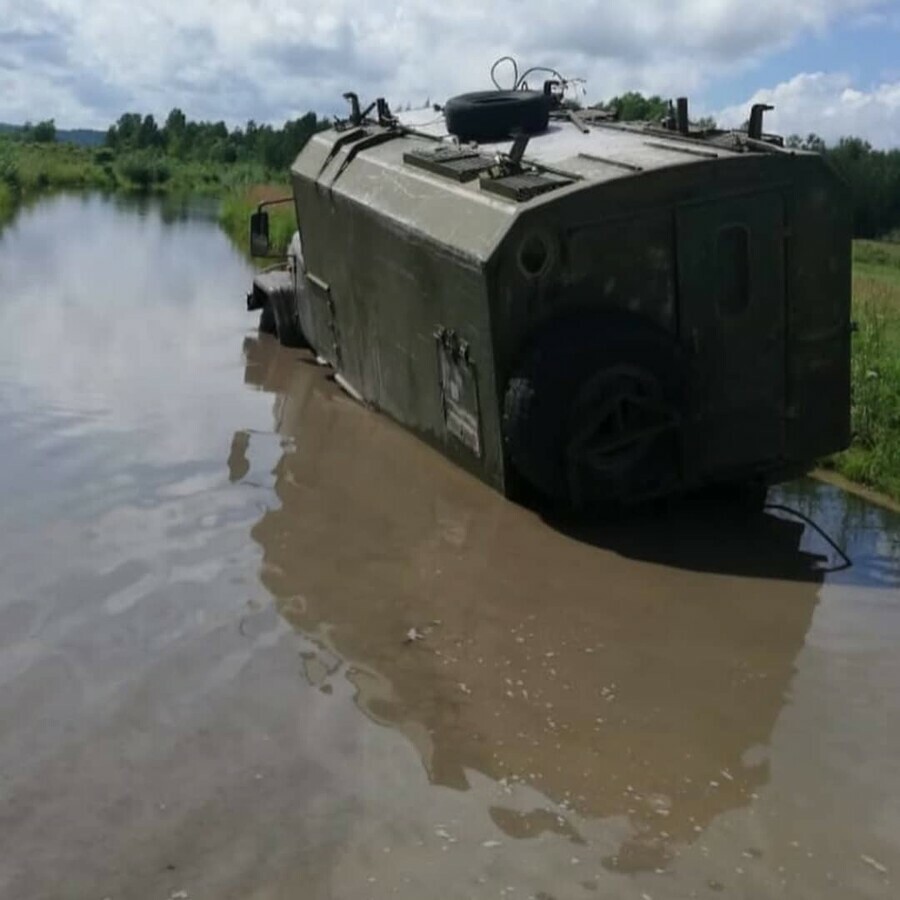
518 233 551 278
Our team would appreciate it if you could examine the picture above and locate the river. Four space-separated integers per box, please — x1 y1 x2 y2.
0 193 898 899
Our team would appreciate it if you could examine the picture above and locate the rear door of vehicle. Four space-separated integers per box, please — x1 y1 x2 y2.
677 192 785 476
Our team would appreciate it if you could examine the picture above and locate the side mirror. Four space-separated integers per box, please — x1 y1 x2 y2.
250 211 270 257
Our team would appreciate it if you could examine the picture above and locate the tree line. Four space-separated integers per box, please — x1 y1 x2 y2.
104 109 329 172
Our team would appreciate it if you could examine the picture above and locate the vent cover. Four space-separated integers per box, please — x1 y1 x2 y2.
479 171 573 202
403 147 494 182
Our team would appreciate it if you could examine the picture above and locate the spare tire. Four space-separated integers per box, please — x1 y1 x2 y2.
445 90 550 142
502 313 686 510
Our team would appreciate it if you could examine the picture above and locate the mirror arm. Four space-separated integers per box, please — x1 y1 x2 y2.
251 196 295 260
256 196 294 215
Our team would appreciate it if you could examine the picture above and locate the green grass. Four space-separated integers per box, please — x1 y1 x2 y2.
219 183 296 258
825 241 900 500
149 158 276 195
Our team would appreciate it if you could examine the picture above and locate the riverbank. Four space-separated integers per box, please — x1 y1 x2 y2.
0 137 299 254
0 137 278 225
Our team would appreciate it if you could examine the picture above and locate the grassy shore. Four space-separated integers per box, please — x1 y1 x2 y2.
0 138 297 254
0 139 113 195
0 138 278 214
824 240 900 500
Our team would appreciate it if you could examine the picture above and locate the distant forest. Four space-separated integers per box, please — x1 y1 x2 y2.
1 111 329 180
6 94 900 239
102 109 330 171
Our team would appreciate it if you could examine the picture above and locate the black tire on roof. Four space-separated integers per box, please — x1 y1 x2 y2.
445 90 551 142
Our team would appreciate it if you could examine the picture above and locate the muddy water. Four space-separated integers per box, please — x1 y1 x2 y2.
0 194 898 900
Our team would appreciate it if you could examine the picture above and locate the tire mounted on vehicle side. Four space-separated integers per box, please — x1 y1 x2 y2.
502 313 686 509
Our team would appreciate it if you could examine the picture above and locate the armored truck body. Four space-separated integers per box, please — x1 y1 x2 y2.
249 92 851 508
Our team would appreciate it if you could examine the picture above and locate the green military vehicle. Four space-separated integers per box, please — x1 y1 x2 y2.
246 75 851 510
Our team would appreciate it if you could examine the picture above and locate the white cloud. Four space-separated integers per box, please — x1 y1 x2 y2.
856 8 900 28
0 0 890 128
718 72 900 148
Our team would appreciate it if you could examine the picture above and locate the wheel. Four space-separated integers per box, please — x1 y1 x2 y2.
564 364 682 506
269 289 308 348
259 303 277 335
445 90 550 142
502 313 685 509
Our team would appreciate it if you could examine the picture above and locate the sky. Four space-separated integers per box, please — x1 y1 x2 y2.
1 0 899 147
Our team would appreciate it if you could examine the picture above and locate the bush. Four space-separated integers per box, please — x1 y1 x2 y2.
30 120 57 143
115 151 171 189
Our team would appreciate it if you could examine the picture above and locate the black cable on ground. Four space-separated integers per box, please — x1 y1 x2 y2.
764 502 853 573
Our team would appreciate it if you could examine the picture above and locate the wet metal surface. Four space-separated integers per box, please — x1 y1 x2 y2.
0 194 898 899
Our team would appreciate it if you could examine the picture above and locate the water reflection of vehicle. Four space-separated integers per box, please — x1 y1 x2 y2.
238 336 826 872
